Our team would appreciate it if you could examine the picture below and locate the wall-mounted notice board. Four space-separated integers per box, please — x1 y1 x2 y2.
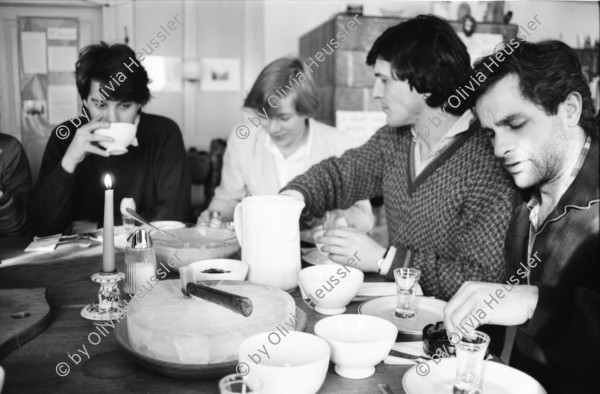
17 17 79 181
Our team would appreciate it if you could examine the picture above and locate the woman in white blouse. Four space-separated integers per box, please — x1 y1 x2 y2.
199 57 373 234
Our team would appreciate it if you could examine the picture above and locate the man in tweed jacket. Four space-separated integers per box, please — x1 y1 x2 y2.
444 40 599 393
282 15 519 301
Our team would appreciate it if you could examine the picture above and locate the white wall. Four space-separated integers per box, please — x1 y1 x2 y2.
263 0 599 62
178 0 246 149
133 0 185 133
126 0 599 150
263 0 431 62
117 0 254 150
506 1 599 47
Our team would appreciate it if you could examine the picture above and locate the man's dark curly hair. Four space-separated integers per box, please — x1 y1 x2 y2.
366 15 472 116
76 42 151 104
471 39 597 137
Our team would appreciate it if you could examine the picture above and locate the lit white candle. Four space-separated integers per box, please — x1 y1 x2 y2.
103 174 115 272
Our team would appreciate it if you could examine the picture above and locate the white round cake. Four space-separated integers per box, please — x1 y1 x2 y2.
126 280 296 364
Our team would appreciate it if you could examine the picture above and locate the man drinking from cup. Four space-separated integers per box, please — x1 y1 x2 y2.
443 40 599 393
32 42 190 236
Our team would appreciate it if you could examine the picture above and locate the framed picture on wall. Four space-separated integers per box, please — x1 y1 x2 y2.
200 58 241 92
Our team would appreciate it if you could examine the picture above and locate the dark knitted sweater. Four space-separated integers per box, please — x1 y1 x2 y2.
32 113 191 236
284 122 519 300
0 133 32 236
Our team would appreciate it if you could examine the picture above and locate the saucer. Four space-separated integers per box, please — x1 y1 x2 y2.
403 358 546 394
301 249 336 265
106 147 128 155
358 295 446 336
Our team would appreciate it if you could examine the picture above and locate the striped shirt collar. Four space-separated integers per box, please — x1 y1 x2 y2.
528 134 592 230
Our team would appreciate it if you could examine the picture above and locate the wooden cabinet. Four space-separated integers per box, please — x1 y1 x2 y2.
299 14 518 126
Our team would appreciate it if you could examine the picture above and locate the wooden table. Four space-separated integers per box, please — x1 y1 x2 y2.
0 237 412 394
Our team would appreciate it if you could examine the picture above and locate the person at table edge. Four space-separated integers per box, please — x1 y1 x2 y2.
0 130 33 236
200 57 374 234
31 42 191 236
281 15 519 301
444 40 599 393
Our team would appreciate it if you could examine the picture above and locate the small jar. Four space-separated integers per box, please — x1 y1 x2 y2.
124 229 157 295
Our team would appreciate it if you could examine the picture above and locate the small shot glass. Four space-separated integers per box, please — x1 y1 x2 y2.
219 373 263 394
393 268 421 319
122 214 135 235
323 211 335 230
453 330 490 394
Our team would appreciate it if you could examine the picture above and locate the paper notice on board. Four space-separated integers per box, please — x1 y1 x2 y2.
48 85 77 124
48 46 77 71
47 27 77 41
21 32 47 74
336 111 387 145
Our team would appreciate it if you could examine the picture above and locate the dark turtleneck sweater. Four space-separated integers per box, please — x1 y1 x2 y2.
32 112 190 236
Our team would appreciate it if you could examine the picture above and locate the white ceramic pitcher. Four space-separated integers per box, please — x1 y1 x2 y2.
233 195 305 291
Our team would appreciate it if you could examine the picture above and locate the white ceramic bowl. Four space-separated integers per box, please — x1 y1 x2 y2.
238 331 330 394
314 314 397 379
95 122 137 154
152 226 240 272
189 259 248 281
149 220 186 231
299 264 363 315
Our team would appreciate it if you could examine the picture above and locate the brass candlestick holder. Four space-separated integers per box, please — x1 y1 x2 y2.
81 271 127 321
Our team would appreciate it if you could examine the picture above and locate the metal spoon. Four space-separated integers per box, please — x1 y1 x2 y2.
125 208 231 247
125 208 191 246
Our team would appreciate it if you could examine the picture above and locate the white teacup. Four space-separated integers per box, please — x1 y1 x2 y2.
95 122 137 155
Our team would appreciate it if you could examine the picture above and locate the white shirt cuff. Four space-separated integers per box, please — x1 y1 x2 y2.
379 246 397 276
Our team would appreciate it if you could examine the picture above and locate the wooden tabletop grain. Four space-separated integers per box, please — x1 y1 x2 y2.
0 237 411 394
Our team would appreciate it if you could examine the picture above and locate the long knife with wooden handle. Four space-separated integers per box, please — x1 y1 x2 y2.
185 282 253 317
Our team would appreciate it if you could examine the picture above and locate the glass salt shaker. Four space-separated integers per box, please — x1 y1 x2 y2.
124 229 157 295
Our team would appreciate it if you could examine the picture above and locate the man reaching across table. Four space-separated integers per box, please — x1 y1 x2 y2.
443 40 599 393
282 15 519 301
